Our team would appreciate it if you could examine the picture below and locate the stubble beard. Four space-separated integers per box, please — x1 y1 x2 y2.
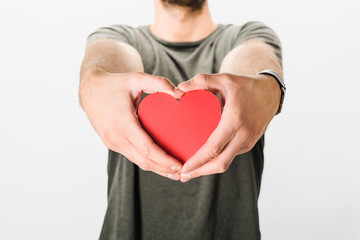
160 0 207 12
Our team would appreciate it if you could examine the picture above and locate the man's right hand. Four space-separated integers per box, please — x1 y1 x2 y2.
80 69 184 180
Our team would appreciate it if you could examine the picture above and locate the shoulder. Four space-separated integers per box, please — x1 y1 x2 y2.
86 24 141 48
225 21 282 65
220 21 280 45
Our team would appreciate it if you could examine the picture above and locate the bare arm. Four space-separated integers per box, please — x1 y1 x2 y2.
219 38 283 119
178 39 283 182
80 38 144 77
220 38 282 76
79 38 143 108
79 38 183 180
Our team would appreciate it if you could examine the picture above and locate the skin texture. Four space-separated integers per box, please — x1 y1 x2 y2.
79 0 283 182
80 40 184 180
178 39 283 182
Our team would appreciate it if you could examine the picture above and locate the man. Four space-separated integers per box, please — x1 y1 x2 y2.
79 0 284 239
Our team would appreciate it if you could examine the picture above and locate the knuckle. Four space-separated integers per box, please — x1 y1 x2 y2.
158 76 170 85
195 73 207 85
141 141 156 158
122 148 135 163
242 145 252 153
216 161 230 173
138 160 151 171
123 72 140 85
196 73 206 80
103 133 128 154
102 131 118 149
210 143 223 158
135 72 149 84
239 140 254 153
245 141 256 152
158 76 167 82
222 74 236 87
223 74 234 83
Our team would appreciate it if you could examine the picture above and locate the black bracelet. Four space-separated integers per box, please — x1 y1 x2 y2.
256 69 286 115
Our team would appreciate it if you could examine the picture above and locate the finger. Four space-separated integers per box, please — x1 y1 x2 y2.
181 96 239 173
181 108 236 173
177 73 223 93
151 170 181 181
106 138 181 179
127 142 181 178
130 72 184 99
124 115 183 171
180 134 242 182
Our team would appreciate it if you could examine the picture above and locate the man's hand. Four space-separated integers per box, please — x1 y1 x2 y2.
80 69 184 180
177 72 281 182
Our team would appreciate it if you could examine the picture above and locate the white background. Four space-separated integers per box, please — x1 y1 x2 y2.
0 0 359 239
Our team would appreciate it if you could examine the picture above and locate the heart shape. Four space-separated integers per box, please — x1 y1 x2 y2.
137 89 222 163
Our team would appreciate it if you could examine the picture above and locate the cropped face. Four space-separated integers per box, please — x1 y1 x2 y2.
161 0 207 12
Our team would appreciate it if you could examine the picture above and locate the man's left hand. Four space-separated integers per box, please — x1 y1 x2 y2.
177 72 281 182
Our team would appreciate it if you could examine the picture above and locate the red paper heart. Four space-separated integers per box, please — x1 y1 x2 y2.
138 89 222 163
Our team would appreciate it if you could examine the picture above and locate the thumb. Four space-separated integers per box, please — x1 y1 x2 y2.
135 73 184 98
178 73 219 92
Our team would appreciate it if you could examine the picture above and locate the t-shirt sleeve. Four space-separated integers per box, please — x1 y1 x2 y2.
86 24 138 48
232 21 282 67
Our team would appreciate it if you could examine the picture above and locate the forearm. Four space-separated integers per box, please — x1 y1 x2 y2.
79 38 144 109
219 39 283 116
78 38 183 178
219 38 282 78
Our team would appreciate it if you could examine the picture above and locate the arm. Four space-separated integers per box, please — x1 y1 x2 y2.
79 38 183 180
80 38 144 80
220 38 282 76
220 38 283 118
178 39 283 182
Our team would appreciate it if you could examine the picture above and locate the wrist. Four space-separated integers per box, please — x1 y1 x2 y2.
256 70 285 115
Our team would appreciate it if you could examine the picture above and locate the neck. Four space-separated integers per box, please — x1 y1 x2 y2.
151 0 217 42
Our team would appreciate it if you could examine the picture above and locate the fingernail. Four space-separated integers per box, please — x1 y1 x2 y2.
181 173 192 182
171 165 182 171
168 173 179 181
174 87 184 95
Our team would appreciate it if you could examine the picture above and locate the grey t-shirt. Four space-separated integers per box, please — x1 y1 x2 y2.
87 22 282 240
